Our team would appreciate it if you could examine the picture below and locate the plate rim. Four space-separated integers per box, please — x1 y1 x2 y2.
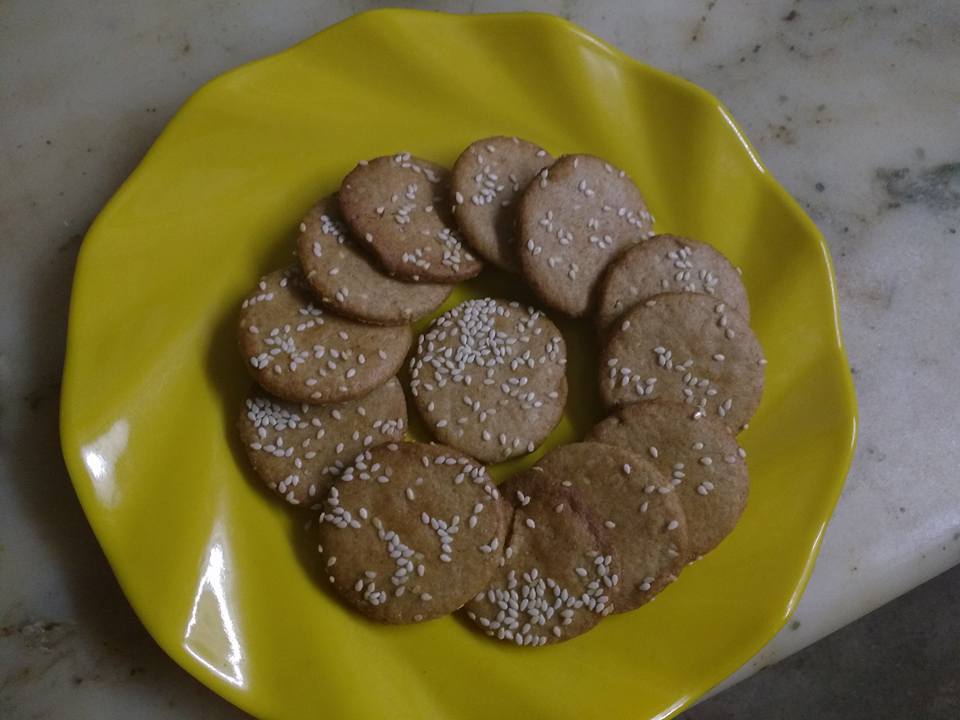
60 8 859 719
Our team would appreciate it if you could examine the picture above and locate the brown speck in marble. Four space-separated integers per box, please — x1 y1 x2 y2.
784 9 798 21
790 620 801 630
769 123 796 145
690 0 717 42
866 445 888 462
848 279 896 313
815 182 825 192
182 41 191 54
753 44 762 53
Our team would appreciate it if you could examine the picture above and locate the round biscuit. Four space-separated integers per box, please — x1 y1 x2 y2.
238 267 411 404
517 154 654 317
451 136 554 272
599 292 765 431
237 378 407 507
409 298 567 463
339 154 483 282
588 399 749 557
317 442 509 623
296 195 453 325
596 234 750 334
463 469 620 646
533 442 688 612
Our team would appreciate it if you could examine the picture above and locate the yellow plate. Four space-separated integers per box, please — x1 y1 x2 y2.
61 10 857 719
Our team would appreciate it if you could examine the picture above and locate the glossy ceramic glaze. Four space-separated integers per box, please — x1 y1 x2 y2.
60 10 857 719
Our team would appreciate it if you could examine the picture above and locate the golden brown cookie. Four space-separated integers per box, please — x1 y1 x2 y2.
516 154 654 317
409 298 568 462
533 442 688 612
463 469 619 646
599 292 765 431
317 442 509 623
238 267 411 404
339 154 483 282
237 378 407 507
451 136 554 272
595 234 750 334
296 196 453 325
588 400 749 558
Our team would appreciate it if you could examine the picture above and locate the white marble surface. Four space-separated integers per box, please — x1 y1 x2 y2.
2 1 958 717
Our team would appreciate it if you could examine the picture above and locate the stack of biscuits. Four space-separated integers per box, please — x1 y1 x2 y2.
236 136 766 646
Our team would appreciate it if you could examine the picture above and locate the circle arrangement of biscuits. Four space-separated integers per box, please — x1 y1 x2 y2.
235 137 767 647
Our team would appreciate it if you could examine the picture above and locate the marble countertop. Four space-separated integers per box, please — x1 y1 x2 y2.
2 1 958 717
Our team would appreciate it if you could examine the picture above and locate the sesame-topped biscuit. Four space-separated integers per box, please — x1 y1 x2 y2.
339 154 483 282
317 442 510 623
296 195 453 325
596 235 750 334
237 377 407 508
533 442 688 612
463 469 620 647
598 293 765 431
450 136 554 272
516 154 654 317
238 267 411 404
588 400 749 558
409 298 568 463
